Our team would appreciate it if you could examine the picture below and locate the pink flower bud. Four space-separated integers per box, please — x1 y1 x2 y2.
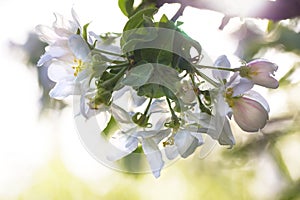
231 96 269 132
240 59 279 89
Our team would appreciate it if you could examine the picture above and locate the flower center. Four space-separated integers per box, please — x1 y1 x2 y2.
225 87 235 107
239 65 258 78
72 58 84 76
163 134 175 147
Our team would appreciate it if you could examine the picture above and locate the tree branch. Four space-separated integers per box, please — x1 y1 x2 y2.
171 4 186 22
157 0 300 21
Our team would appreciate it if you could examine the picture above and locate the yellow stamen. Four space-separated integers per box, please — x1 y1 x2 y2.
225 88 235 107
71 58 84 76
163 136 175 147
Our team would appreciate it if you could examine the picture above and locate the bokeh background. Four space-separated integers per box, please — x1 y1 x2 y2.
1 0 300 199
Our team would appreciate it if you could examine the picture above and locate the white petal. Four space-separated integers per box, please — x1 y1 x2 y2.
80 93 109 119
113 86 146 110
190 132 203 144
227 74 254 96
68 34 90 60
217 118 235 146
153 116 168 130
248 59 278 73
243 90 270 112
216 92 231 117
37 54 52 66
246 59 279 88
47 63 73 82
71 8 81 29
53 12 78 36
213 55 231 80
111 104 132 124
185 110 212 128
107 133 138 161
149 99 168 114
130 89 146 107
112 86 129 101
232 78 254 96
47 45 70 58
165 145 179 160
142 138 164 178
206 107 234 146
152 129 171 144
89 31 102 41
174 130 200 158
49 80 80 99
35 25 58 44
251 74 279 89
135 130 158 138
232 97 269 132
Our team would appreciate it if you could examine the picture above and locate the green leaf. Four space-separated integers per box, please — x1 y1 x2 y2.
122 63 154 86
121 28 158 52
159 14 169 23
118 0 134 17
82 23 90 42
91 54 108 78
176 21 184 27
135 64 181 99
147 64 181 94
137 84 166 98
123 7 157 31
102 116 118 138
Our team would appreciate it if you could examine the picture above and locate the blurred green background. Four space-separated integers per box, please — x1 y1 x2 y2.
1 0 300 199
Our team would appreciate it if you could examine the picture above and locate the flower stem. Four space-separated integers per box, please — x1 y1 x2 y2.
196 64 239 72
166 97 176 117
191 65 218 87
165 97 180 132
93 48 125 57
107 62 129 69
190 74 211 115
101 67 127 90
144 98 153 115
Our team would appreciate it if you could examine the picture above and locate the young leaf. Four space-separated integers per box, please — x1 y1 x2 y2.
122 63 154 86
82 23 90 42
102 116 118 138
146 63 181 94
123 7 158 31
118 0 135 17
122 27 158 52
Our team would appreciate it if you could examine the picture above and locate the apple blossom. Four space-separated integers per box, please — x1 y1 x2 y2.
239 59 279 89
107 97 170 178
212 56 270 132
224 76 270 132
36 9 92 100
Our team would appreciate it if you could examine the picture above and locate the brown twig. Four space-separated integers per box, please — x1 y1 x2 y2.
157 0 300 21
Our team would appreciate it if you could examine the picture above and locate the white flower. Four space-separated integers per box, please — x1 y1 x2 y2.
36 8 82 66
165 129 203 159
179 80 197 104
225 74 270 132
212 55 270 132
230 90 269 132
164 112 206 160
239 59 279 89
106 97 170 178
210 93 236 146
36 9 91 100
212 55 231 81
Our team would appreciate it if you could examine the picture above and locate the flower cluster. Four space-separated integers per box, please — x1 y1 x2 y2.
36 9 279 178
